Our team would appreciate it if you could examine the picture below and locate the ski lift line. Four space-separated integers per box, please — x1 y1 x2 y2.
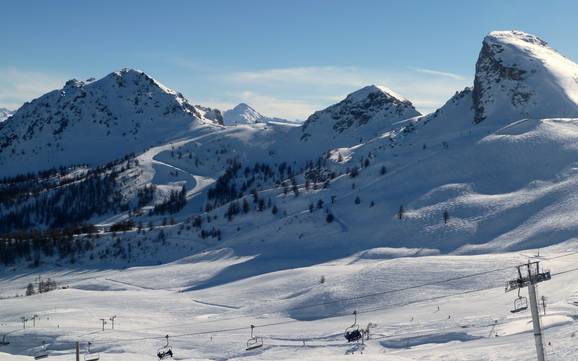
24 265 578 350
17 266 578 348
281 264 516 313
551 266 578 276
50 261 528 337
13 255 578 350
112 251 578 335
77 263 578 345
542 250 578 261
77 283 508 346
5 264 525 346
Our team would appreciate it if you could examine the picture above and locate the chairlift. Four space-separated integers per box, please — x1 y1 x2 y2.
511 289 529 313
34 341 49 360
344 311 363 343
157 335 173 360
84 342 100 361
245 325 264 351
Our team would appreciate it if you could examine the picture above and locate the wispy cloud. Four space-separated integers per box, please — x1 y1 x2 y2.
165 58 474 119
408 67 466 80
218 65 472 117
0 68 68 110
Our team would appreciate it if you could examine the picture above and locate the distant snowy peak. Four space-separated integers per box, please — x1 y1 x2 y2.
223 103 262 125
301 85 420 141
0 108 13 122
222 103 292 126
472 30 578 123
0 68 216 176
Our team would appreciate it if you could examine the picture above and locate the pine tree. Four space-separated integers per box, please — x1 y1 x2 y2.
26 283 35 296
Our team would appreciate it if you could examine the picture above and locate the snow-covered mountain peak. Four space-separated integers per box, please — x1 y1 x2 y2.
347 84 408 103
473 30 578 123
222 103 291 125
0 68 216 176
301 84 420 144
233 103 256 113
486 30 549 48
223 103 262 125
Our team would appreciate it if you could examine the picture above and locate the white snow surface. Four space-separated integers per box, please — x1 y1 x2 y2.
3 30 578 360
1 246 578 360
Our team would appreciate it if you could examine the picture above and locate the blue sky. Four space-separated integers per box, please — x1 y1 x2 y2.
1 0 577 119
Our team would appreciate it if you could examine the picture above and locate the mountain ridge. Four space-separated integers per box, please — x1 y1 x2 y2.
3 30 578 264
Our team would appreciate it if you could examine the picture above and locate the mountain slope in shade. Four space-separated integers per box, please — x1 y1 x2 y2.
0 69 218 177
0 108 13 122
472 30 578 124
222 103 293 126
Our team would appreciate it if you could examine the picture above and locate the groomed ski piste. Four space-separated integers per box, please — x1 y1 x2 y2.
1 244 578 360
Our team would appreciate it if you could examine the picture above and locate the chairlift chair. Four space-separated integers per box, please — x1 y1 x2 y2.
0 334 9 346
157 335 173 360
84 342 100 361
511 289 529 313
34 342 49 360
245 325 264 351
344 311 363 343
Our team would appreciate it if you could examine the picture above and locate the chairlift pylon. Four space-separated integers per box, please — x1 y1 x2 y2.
245 325 264 351
84 341 100 361
344 310 363 343
156 335 173 360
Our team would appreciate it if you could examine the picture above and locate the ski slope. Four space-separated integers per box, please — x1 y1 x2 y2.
1 244 578 360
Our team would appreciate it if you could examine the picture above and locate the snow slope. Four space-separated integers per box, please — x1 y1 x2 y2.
1 244 578 360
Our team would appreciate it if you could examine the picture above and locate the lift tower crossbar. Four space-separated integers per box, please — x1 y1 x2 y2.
505 261 551 361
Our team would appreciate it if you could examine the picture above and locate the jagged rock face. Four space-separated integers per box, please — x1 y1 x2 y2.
196 105 224 125
0 69 214 176
301 85 420 142
0 108 13 122
472 31 578 124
